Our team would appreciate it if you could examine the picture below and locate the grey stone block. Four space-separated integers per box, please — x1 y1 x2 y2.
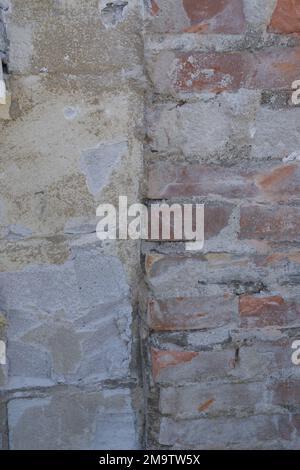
8 388 137 450
0 247 132 388
80 141 128 196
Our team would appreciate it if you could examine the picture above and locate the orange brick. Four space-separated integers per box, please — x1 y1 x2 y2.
151 348 198 380
150 48 300 93
148 295 236 331
240 205 300 242
268 0 300 34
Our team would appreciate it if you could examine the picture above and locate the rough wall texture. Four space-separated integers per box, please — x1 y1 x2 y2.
142 0 300 450
0 0 144 450
1 0 300 450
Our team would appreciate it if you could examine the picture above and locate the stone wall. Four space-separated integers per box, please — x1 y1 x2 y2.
0 0 144 449
1 0 300 450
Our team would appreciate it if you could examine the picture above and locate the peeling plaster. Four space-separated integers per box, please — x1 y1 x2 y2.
99 1 129 29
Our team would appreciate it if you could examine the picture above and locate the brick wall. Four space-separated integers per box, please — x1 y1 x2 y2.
142 0 300 449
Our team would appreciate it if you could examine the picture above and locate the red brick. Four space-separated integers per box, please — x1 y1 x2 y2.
160 382 265 418
146 204 201 241
146 202 233 241
148 294 236 331
240 294 285 315
151 348 198 381
239 294 300 328
240 205 300 242
151 347 236 384
150 0 160 16
182 0 245 34
147 161 300 202
150 47 300 93
145 251 300 293
257 164 300 201
146 0 245 34
268 0 300 34
148 163 255 199
204 204 234 238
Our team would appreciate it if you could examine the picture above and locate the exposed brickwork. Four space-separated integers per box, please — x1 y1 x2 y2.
147 201 233 240
151 347 236 384
143 0 300 450
268 0 300 34
145 0 246 34
147 161 300 201
239 294 300 328
240 205 300 242
148 294 236 331
182 0 245 33
149 48 300 94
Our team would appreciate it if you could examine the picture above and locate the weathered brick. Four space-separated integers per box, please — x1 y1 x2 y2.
147 102 228 156
146 253 252 291
146 202 233 241
148 162 250 199
240 205 300 242
149 47 300 94
147 161 300 201
236 337 299 382
150 0 160 17
182 0 245 33
271 379 300 407
153 334 299 384
151 347 236 384
151 348 198 381
186 327 233 348
145 251 300 296
239 294 300 328
145 0 246 34
255 162 300 201
147 294 237 331
251 107 300 160
159 414 296 449
147 101 300 160
159 382 265 419
205 203 234 238
268 0 300 34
